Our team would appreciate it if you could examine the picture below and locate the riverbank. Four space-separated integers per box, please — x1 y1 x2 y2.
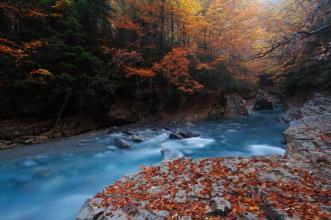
77 93 331 219
0 93 250 150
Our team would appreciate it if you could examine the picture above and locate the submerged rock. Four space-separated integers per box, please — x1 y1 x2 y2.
21 159 39 167
106 145 118 151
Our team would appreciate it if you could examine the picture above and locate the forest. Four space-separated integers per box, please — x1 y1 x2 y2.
0 0 330 122
1 1 331 220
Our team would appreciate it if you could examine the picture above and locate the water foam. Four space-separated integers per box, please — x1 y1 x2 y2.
248 144 285 155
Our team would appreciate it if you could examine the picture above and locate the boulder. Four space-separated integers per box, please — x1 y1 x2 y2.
169 132 184 139
129 135 145 143
253 90 274 110
76 198 106 220
113 137 130 149
169 128 200 139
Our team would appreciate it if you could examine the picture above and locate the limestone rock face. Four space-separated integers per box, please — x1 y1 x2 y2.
281 92 331 123
181 93 249 122
282 93 331 159
225 93 249 116
253 90 274 110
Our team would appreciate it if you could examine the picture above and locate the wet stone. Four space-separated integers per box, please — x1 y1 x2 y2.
261 203 287 220
207 197 232 216
113 137 130 149
76 198 106 220
129 135 145 143
174 189 187 203
238 212 258 220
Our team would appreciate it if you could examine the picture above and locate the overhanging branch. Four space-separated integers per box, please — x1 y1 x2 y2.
247 23 331 61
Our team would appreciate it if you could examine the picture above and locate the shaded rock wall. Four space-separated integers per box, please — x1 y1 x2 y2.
0 117 103 149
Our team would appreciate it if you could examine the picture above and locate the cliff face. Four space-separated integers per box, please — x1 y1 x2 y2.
281 92 331 180
77 93 331 220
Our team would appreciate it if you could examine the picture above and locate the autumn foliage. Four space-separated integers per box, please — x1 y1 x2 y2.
0 38 46 60
153 48 203 94
0 0 330 117
94 157 331 219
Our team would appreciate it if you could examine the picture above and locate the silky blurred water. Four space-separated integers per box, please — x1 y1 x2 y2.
0 109 287 220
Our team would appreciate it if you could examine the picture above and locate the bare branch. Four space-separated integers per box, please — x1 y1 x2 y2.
247 23 331 60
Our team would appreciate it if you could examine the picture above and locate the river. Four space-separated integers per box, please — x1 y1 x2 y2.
0 108 287 220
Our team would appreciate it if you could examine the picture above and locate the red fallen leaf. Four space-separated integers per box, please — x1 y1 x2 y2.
94 158 331 219
248 206 259 211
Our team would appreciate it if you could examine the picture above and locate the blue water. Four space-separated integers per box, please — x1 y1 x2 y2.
0 109 287 220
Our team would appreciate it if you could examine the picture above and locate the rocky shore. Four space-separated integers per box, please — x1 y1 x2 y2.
0 117 104 150
0 93 249 150
77 93 331 220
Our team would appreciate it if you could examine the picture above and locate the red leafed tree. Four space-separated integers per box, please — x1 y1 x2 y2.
125 67 155 78
153 48 203 94
0 38 46 61
108 48 143 70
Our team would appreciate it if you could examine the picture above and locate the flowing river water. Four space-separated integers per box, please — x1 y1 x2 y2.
0 109 287 220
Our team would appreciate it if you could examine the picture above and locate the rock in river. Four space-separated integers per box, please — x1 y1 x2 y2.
169 128 200 139
113 137 130 149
